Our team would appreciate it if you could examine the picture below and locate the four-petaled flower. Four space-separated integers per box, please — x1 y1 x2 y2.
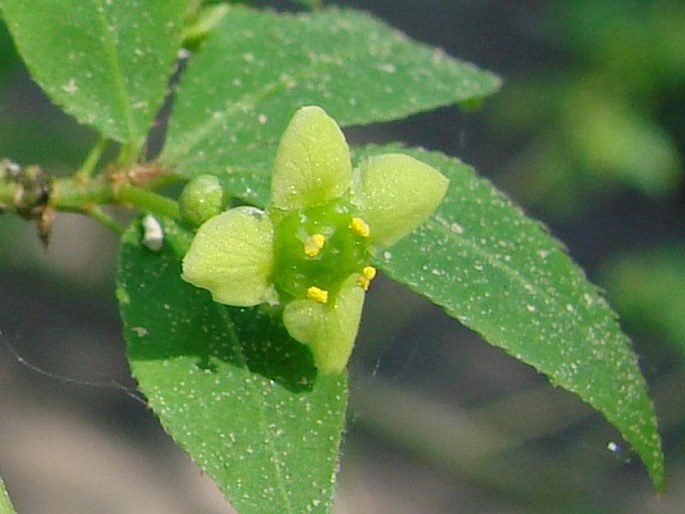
182 106 448 374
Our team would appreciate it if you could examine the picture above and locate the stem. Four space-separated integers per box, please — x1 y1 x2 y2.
50 172 181 220
2 160 183 236
76 138 109 180
116 142 142 166
116 186 180 219
87 206 126 235
51 175 114 211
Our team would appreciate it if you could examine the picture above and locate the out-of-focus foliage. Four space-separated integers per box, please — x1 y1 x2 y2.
602 245 685 358
492 0 685 216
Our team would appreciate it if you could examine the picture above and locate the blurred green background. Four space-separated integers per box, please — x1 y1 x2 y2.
1 1 684 512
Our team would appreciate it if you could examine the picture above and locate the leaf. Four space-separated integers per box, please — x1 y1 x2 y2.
0 0 190 144
601 244 685 356
292 0 322 8
162 6 500 204
357 145 665 491
117 218 347 514
564 89 681 197
0 476 15 514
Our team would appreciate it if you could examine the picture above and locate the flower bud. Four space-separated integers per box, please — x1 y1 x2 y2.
179 174 224 227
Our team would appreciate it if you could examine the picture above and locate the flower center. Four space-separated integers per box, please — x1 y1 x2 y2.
273 202 370 302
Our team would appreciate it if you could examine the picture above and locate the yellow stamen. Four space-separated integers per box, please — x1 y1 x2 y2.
307 286 329 304
357 266 377 291
350 217 371 238
304 233 326 257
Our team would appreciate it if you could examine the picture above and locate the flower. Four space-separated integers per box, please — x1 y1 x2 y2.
182 106 449 374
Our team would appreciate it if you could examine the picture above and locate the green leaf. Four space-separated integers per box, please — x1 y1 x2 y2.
117 218 347 514
162 6 500 204
564 90 681 197
294 0 322 9
0 476 15 514
602 244 685 356
0 0 190 145
359 145 665 491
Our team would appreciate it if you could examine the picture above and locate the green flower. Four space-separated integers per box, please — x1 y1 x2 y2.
182 106 448 374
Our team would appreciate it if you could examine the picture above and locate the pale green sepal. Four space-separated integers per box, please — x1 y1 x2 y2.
282 275 365 374
353 153 449 248
271 106 352 211
182 207 277 307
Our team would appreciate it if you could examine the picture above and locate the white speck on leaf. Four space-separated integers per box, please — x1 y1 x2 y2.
62 78 78 94
450 222 464 234
378 63 397 73
132 326 148 337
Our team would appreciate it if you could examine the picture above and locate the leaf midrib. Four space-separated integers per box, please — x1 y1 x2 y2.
94 0 138 141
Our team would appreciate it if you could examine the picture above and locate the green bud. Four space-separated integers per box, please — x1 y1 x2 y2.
179 174 224 227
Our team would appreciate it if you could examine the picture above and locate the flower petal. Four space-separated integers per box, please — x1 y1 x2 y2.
271 106 352 211
353 153 449 248
182 206 277 306
282 275 365 374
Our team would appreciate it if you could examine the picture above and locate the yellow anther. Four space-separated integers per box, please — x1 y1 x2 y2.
357 266 377 291
350 217 371 238
307 286 329 304
304 233 326 257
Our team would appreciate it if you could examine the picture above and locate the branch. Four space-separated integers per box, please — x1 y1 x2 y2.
1 159 182 240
